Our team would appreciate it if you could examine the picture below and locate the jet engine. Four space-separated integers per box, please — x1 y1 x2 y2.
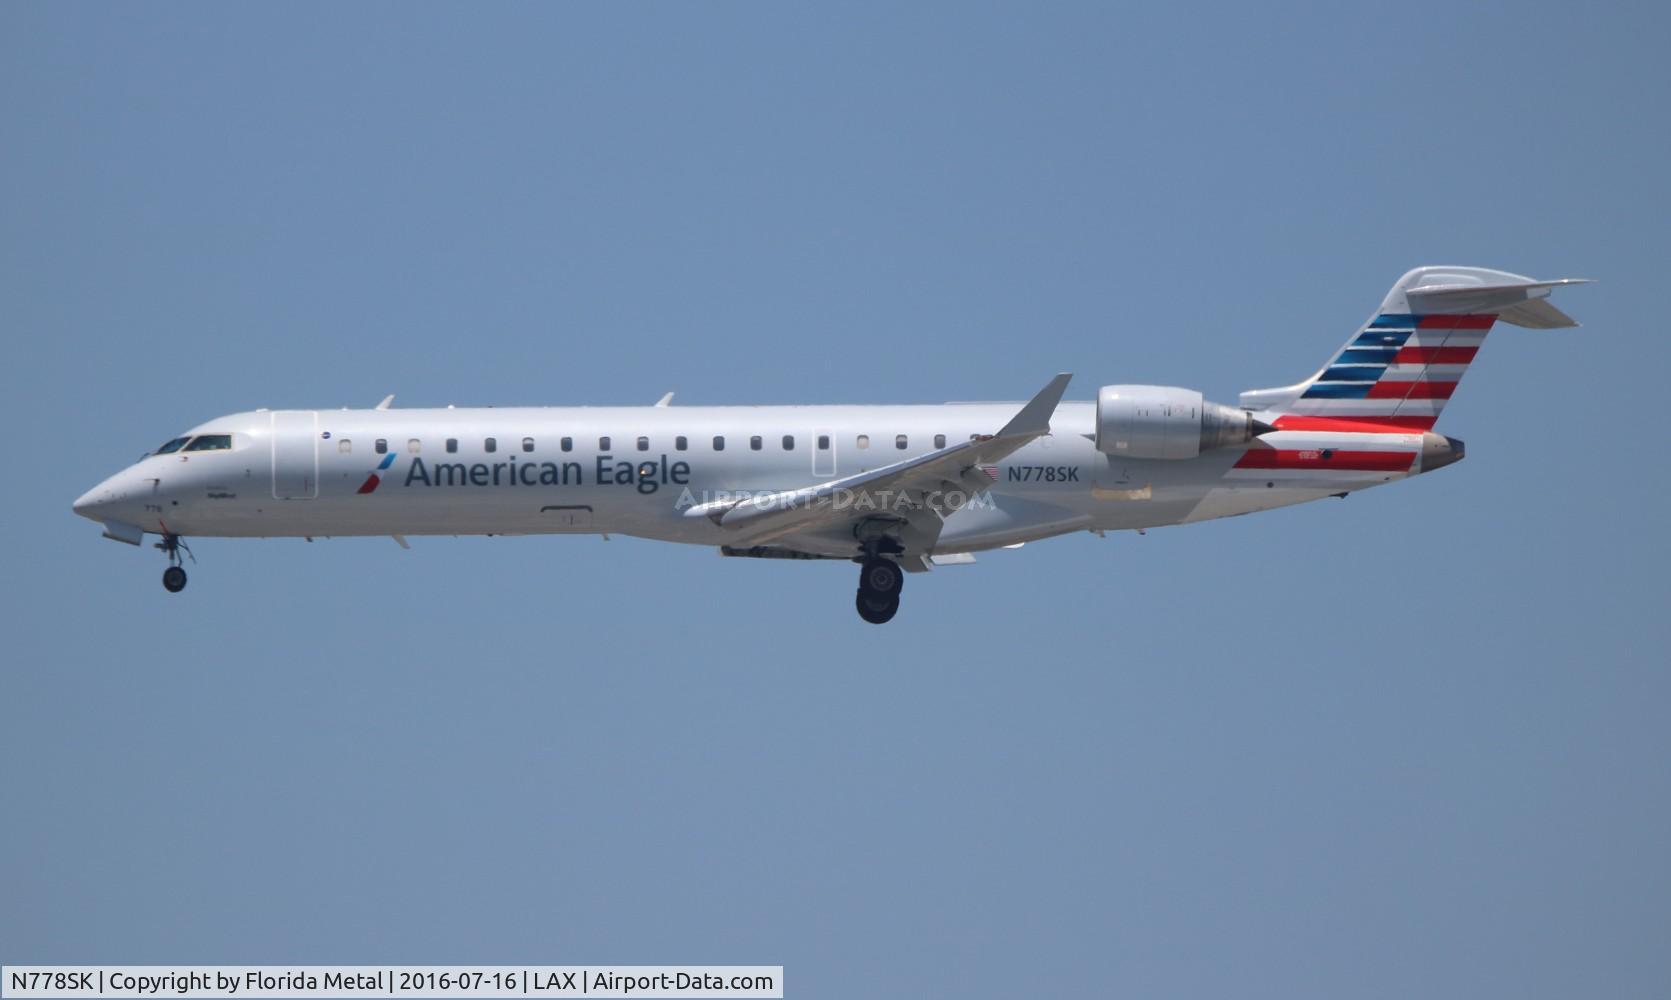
1095 385 1269 460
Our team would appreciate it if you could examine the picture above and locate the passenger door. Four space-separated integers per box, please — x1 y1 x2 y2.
270 410 319 499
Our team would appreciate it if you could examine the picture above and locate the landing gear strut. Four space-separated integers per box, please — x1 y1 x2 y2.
854 557 903 625
155 533 193 593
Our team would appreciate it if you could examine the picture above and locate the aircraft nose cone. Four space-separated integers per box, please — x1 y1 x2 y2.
73 470 134 521
72 486 109 520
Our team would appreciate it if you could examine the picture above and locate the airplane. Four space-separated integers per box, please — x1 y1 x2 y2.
73 266 1587 623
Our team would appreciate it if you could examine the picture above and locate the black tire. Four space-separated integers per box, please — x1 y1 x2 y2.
162 566 187 593
855 588 899 624
859 558 903 597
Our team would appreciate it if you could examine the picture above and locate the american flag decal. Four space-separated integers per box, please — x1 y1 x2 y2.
1285 312 1496 430
979 465 999 481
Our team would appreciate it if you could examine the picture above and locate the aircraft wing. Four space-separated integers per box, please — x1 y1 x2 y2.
683 374 1072 548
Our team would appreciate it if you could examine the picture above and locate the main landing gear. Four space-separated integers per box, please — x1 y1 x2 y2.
156 532 193 593
854 557 904 625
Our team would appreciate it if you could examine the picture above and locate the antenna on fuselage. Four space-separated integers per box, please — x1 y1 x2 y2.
375 394 395 410
654 392 674 407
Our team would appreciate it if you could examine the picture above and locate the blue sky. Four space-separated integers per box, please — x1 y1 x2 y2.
3 3 1667 997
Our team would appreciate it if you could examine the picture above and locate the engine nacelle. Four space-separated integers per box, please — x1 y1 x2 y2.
1096 385 1264 460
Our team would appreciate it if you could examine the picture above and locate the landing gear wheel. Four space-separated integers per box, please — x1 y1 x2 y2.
859 558 903 597
155 532 194 592
855 589 900 625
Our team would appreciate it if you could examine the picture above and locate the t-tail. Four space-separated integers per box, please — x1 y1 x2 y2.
1240 266 1591 433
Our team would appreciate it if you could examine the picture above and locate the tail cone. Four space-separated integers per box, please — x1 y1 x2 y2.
1420 434 1465 473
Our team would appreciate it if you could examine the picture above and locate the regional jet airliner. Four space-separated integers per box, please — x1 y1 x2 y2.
74 266 1587 623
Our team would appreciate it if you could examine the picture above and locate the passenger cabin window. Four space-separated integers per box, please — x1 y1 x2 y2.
446 438 459 453
818 435 830 450
485 437 497 453
934 434 946 448
522 437 535 452
182 434 232 452
782 435 795 450
561 437 573 452
375 439 388 454
856 434 870 449
713 436 725 451
154 436 191 455
750 436 762 451
407 439 421 454
338 439 352 454
675 436 688 451
637 436 650 451
599 436 611 451
895 434 908 450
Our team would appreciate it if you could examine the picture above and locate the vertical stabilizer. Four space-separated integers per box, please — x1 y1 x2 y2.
1239 267 1590 431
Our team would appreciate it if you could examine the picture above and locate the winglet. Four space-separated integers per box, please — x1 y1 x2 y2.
998 373 1072 438
654 392 675 407
375 394 395 410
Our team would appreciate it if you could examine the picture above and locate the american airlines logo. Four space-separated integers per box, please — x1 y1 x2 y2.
355 452 398 494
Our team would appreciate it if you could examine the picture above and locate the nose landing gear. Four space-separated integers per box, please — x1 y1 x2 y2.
855 557 903 625
155 532 194 593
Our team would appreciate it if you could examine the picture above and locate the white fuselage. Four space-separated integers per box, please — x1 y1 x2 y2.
73 401 1442 558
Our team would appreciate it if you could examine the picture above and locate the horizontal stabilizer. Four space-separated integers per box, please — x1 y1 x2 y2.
1492 296 1580 329
1403 274 1591 328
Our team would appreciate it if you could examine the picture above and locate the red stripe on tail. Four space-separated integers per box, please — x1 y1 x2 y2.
1366 380 1458 399
1271 415 1437 432
1234 449 1417 472
1393 346 1479 364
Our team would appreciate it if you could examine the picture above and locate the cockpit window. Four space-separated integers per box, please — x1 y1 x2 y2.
182 434 233 452
153 436 191 455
